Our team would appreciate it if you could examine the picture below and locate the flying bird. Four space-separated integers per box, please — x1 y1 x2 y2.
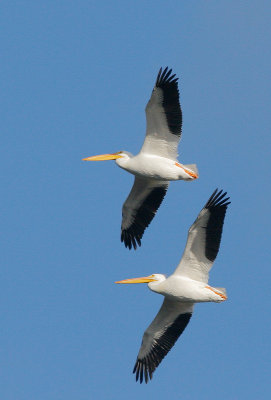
83 67 198 249
116 189 230 383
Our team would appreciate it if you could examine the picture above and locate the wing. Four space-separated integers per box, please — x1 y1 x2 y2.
173 189 231 283
140 67 182 160
133 298 193 383
121 177 169 249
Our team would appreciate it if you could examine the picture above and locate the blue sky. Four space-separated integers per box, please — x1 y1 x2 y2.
1 1 271 399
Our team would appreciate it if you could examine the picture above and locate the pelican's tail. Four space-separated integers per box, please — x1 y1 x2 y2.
184 164 198 177
215 287 227 300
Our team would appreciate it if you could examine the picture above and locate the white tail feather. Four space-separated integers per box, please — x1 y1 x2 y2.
215 287 227 296
184 164 198 176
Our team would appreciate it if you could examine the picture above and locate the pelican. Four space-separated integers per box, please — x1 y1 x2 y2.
116 189 230 383
83 67 198 249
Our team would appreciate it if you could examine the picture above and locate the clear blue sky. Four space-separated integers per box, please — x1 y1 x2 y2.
1 1 270 399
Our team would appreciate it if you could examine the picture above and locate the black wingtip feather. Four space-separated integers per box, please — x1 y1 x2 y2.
203 189 231 262
156 66 178 87
205 188 231 209
121 186 168 250
133 313 192 383
154 67 182 136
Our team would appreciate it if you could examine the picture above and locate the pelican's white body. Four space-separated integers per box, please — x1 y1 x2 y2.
116 153 197 181
148 274 227 303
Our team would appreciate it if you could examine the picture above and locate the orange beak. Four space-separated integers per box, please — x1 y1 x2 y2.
82 152 122 161
115 275 156 284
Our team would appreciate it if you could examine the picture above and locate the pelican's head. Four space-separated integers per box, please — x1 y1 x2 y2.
115 273 166 291
82 150 132 163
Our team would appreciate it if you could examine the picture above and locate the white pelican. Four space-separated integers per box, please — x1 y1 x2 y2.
83 67 198 249
116 189 230 383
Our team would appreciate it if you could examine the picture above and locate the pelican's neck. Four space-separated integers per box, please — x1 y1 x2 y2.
115 152 133 169
148 274 167 294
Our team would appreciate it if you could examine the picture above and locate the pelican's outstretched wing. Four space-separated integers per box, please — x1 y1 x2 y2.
121 177 169 249
173 189 230 283
140 67 182 160
133 299 193 383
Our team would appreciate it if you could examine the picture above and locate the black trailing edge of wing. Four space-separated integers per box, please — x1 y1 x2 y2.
155 67 182 137
133 313 192 384
204 189 231 262
121 186 168 250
